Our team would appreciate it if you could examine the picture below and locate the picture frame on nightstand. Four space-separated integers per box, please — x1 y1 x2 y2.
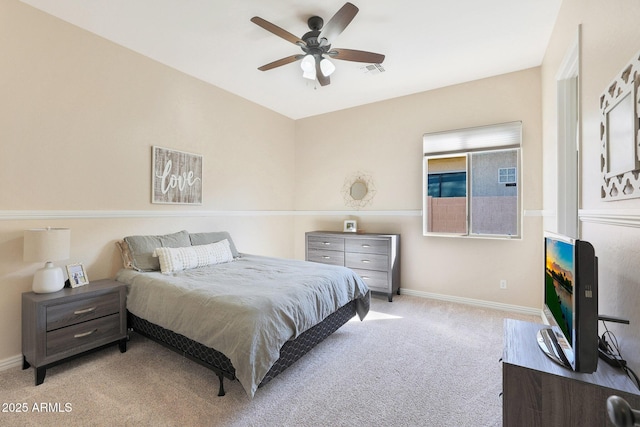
344 220 357 232
66 263 89 288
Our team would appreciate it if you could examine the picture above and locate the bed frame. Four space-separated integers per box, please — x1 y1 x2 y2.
127 297 366 396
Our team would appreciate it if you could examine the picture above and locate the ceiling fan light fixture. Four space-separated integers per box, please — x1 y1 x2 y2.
300 54 316 80
302 69 316 80
252 3 385 87
320 57 336 77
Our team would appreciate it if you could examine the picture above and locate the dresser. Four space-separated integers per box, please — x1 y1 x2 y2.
305 231 400 301
502 319 640 426
22 279 127 385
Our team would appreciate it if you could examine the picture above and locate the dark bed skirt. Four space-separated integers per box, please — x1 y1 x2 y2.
127 298 362 394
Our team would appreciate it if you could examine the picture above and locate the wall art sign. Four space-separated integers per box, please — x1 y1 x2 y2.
152 146 202 204
599 49 640 201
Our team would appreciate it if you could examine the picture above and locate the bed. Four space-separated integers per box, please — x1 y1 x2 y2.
114 230 370 397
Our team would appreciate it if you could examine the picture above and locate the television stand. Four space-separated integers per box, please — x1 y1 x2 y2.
502 319 640 426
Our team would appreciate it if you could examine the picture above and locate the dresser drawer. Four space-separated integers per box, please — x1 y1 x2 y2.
351 268 389 292
46 292 120 331
307 249 345 266
46 313 121 356
345 238 389 255
305 231 400 302
307 235 345 252
345 252 389 272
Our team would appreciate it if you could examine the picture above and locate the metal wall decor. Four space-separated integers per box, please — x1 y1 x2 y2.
599 49 640 201
342 171 376 209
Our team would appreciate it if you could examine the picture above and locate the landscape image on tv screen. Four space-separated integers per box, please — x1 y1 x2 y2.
545 238 574 344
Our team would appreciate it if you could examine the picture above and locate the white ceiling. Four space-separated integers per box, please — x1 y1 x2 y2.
20 0 561 120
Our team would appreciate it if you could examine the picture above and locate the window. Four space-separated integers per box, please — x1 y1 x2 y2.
423 122 522 238
498 167 517 184
428 171 467 198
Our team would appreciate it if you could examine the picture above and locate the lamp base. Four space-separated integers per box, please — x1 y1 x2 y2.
32 262 65 294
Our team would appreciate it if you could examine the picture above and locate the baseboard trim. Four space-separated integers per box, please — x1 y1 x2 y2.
400 288 542 317
0 354 23 372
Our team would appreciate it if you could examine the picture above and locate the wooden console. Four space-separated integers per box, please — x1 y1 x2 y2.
502 319 640 426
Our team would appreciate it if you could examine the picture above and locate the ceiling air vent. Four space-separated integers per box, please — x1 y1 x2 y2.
360 63 386 74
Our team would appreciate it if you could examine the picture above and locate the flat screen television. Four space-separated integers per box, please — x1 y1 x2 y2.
537 232 599 373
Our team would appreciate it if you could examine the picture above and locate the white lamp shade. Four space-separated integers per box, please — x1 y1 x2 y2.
24 228 70 294
302 69 316 80
300 55 316 80
24 228 70 263
320 58 336 77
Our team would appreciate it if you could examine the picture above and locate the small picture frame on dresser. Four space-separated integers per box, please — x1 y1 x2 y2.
66 263 89 288
344 220 357 233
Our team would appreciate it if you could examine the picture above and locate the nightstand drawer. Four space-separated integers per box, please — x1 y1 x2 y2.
345 252 388 271
307 236 345 252
307 249 345 266
46 292 120 331
46 313 121 356
351 268 388 292
345 238 388 255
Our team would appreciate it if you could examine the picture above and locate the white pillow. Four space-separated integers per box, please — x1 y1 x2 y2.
153 239 234 274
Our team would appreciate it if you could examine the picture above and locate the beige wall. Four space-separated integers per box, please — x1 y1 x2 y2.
541 0 640 370
8 0 609 373
0 1 296 362
294 68 544 309
4 0 637 394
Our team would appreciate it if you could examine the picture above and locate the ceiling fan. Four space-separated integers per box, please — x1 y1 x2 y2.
251 2 385 86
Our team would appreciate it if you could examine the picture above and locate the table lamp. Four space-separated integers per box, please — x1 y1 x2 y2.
23 228 71 293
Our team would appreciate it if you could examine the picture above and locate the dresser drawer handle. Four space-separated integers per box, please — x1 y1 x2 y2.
322 242 331 245
361 259 371 263
74 307 96 315
322 256 331 259
361 276 370 280
74 329 97 339
361 244 371 248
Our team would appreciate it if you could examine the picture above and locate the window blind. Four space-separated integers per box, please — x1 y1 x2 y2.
423 121 522 156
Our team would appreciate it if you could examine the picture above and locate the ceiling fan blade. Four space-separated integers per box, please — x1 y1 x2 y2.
315 57 331 86
258 55 303 71
318 2 359 44
251 16 305 46
328 48 385 64
317 72 331 86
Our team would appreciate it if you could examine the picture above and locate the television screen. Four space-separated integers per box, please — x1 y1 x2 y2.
539 232 598 373
545 236 575 346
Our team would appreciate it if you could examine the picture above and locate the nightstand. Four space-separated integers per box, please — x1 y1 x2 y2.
22 279 127 385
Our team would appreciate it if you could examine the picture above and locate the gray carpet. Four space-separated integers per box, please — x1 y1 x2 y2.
1 295 537 426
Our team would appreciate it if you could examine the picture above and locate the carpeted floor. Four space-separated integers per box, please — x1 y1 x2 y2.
1 295 538 426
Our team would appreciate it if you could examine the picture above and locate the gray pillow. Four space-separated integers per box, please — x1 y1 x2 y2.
124 230 191 271
189 231 239 258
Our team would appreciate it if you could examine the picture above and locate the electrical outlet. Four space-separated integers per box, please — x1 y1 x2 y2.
500 280 507 289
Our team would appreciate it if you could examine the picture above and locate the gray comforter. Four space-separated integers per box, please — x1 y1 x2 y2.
115 254 370 397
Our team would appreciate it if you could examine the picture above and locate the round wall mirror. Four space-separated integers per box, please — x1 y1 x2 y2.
350 181 368 200
342 172 376 208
